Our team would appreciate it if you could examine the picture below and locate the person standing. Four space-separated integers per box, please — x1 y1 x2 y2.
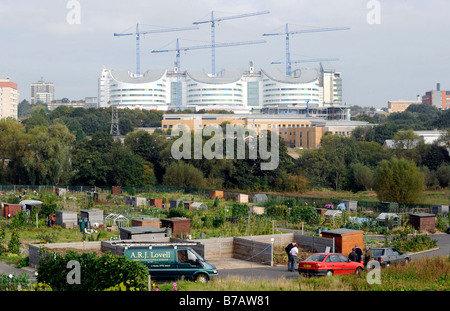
288 242 299 272
364 246 372 267
348 248 358 262
354 245 363 263
285 242 294 270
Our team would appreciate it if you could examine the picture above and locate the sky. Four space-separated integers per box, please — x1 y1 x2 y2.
1 0 449 108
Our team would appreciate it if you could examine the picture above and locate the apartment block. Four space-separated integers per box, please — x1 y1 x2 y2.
0 78 19 119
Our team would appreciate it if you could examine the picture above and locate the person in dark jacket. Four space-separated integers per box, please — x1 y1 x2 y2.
348 248 358 262
285 242 294 270
354 245 363 262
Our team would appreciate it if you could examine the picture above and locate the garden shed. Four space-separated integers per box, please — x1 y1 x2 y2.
119 226 166 240
55 210 78 228
80 209 104 227
2 203 22 219
210 190 223 200
321 229 364 258
236 194 249 203
431 205 449 217
161 217 191 238
131 217 160 228
19 200 42 213
170 199 183 210
111 186 122 195
409 213 436 232
149 198 164 208
340 200 358 211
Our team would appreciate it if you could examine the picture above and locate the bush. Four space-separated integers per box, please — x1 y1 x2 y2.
37 250 148 291
8 230 21 255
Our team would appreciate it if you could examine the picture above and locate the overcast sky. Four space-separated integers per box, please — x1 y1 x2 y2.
1 0 449 108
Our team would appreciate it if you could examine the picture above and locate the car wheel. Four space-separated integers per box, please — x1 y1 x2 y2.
355 267 362 275
404 258 410 265
326 270 334 277
195 273 209 283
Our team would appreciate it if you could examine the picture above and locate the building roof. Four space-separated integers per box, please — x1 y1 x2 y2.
120 226 165 234
186 69 245 84
110 68 167 84
376 213 400 220
410 213 435 217
321 228 363 235
19 200 42 206
190 202 207 208
261 68 319 84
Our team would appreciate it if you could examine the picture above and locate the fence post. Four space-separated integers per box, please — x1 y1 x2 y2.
270 238 274 267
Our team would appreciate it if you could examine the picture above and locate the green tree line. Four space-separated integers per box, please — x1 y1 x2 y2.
2 103 449 204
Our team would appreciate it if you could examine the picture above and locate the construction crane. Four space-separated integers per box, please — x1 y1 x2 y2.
263 23 350 76
152 38 266 109
113 23 198 76
271 57 340 65
193 10 270 76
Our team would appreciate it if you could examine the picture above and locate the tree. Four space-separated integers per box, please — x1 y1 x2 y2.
352 163 374 191
8 230 21 254
24 122 75 185
436 163 450 188
374 158 424 204
163 161 205 188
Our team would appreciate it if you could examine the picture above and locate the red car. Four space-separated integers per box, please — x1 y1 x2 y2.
298 253 364 277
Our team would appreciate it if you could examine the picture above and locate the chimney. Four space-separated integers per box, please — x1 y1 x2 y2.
437 83 440 91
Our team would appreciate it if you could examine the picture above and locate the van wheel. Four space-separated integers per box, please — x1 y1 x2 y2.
195 273 209 283
326 270 334 277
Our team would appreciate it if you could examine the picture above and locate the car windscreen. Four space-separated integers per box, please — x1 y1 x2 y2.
371 249 385 256
189 249 205 262
305 254 326 262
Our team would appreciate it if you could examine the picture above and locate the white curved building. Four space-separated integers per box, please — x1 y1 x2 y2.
185 69 248 113
261 68 320 106
98 63 341 115
99 68 170 110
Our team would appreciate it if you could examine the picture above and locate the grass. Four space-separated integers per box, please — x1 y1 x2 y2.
153 256 449 291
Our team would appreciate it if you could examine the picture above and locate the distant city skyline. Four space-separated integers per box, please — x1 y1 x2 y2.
1 0 449 108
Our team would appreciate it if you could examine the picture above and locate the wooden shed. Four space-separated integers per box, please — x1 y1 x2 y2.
210 190 223 200
131 217 161 228
161 217 191 238
236 194 249 203
119 226 166 241
409 213 436 232
2 203 23 219
149 198 164 208
111 186 122 195
80 209 104 226
321 229 364 258
55 210 78 228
